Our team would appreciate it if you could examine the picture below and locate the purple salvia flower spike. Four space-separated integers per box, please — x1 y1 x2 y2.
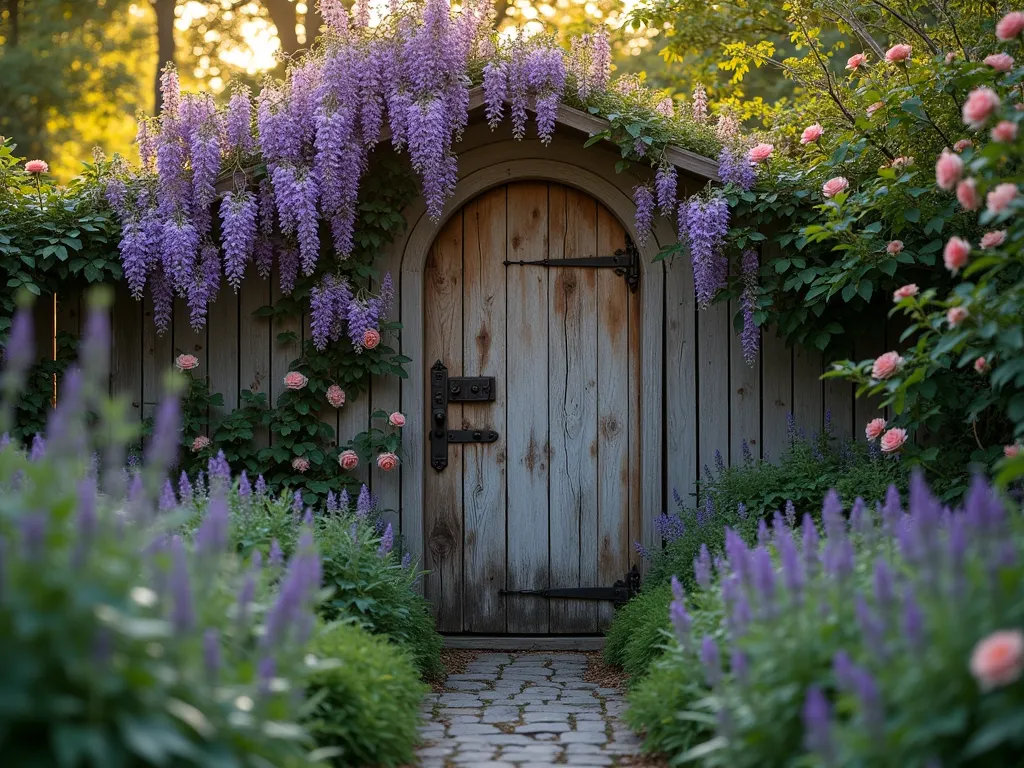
694 544 713 590
169 536 194 633
802 686 834 764
326 490 338 513
159 480 177 512
255 474 266 496
700 636 721 687
30 433 45 461
203 628 221 679
401 551 412 569
178 471 193 503
378 523 394 558
356 485 372 519
269 538 283 567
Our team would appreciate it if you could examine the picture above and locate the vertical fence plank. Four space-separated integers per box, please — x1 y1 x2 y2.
697 301 730 467
207 290 240 423
111 285 143 424
793 345 824 437
143 295 174 421
269 275 300 445
823 372 854 442
238 276 272 447
854 321 887 435
729 299 761 462
761 327 792 462
370 286 401 533
173 299 209 434
665 258 697 509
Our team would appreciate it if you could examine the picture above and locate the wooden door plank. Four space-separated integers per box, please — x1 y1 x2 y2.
547 185 599 634
461 186 508 634
111 284 143 423
627 228 643 602
207 289 240 423
698 301 730 467
729 299 761 463
760 327 792 462
793 344 823 440
505 182 550 634
595 204 629 629
423 213 465 632
370 273 401 533
238 275 272 448
665 259 698 510
173 298 208 434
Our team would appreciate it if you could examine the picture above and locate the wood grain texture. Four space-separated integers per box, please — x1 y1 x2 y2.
505 182 551 634
370 275 402 533
142 294 173 420
793 345 823 437
729 299 761 462
595 204 629 629
173 299 208 433
697 300 730 468
547 185 599 634
238 275 271 447
207 289 239 419
111 284 143 421
823 366 854 441
761 327 792 463
665 258 698 510
269 273 300 442
423 213 465 632
461 186 508 633
853 321 887 432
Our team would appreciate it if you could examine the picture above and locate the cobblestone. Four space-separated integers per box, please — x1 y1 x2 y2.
414 652 646 766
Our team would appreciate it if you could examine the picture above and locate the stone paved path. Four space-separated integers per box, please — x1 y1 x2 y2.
415 652 643 767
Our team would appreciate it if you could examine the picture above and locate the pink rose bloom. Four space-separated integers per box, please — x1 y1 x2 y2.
880 427 908 453
892 284 918 302
338 450 359 470
1005 444 1021 458
887 240 904 254
846 53 868 70
953 139 973 152
986 183 1018 213
996 11 1024 41
175 353 199 371
970 630 1024 690
956 178 980 211
800 124 824 144
748 143 774 163
980 230 1007 249
885 43 912 63
388 411 406 427
191 435 211 453
866 101 885 117
326 384 346 408
944 236 972 273
984 53 1015 72
871 351 904 380
963 87 1001 129
946 306 969 327
822 176 849 198
362 328 381 349
24 159 49 174
934 149 963 191
891 155 914 169
291 456 310 473
284 371 308 390
376 452 399 472
974 356 988 374
865 417 887 442
945 52 958 64
992 120 1018 142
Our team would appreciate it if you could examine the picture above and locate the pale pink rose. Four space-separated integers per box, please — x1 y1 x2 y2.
946 306 969 327
981 230 1007 249
963 87 1001 129
175 353 199 371
24 159 49 174
191 435 211 453
986 183 1018 213
970 630 1024 690
338 450 359 470
362 328 381 349
865 417 887 441
953 139 973 152
992 121 1018 142
935 149 963 191
974 356 989 374
956 178 980 211
887 240 904 254
291 456 310 473
800 124 824 144
871 351 904 380
892 284 918 302
376 452 399 472
996 11 1024 41
326 384 346 408
879 427 908 453
944 236 972 273
984 53 1015 72
867 101 885 117
748 143 774 163
885 43 912 63
284 371 308 390
388 411 406 427
891 155 914 169
822 176 850 198
1005 444 1021 458
945 51 958 64
846 53 868 70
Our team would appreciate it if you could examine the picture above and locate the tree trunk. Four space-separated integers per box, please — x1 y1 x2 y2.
261 0 299 56
5 0 18 47
153 0 176 114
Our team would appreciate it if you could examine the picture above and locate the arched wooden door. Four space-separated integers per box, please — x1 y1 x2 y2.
423 181 642 635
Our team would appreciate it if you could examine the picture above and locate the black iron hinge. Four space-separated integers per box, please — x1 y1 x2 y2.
498 565 640 606
503 235 640 293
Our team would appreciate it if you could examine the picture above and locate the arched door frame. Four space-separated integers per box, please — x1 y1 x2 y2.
382 153 672 589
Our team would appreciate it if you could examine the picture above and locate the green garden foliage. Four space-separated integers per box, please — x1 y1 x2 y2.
604 583 673 679
306 620 428 767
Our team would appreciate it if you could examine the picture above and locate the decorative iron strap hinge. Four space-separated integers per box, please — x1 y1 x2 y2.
430 360 498 472
498 565 640 606
503 235 640 294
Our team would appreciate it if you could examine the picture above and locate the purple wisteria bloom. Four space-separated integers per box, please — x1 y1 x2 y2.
632 185 655 247
220 191 257 291
655 163 677 216
740 249 760 364
678 195 730 309
718 146 755 190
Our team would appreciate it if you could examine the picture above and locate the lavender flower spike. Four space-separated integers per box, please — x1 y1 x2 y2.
378 523 394 558
802 685 835 764
169 536 194 633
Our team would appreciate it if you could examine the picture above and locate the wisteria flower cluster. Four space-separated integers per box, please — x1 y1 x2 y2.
678 193 731 309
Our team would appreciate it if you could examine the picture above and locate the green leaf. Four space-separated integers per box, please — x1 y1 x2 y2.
903 207 920 223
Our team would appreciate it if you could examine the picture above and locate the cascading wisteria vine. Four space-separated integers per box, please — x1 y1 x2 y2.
678 194 730 309
632 184 655 246
740 248 760 364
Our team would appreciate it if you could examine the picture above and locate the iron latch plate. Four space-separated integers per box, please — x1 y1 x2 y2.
448 377 495 402
430 360 499 471
498 565 641 605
